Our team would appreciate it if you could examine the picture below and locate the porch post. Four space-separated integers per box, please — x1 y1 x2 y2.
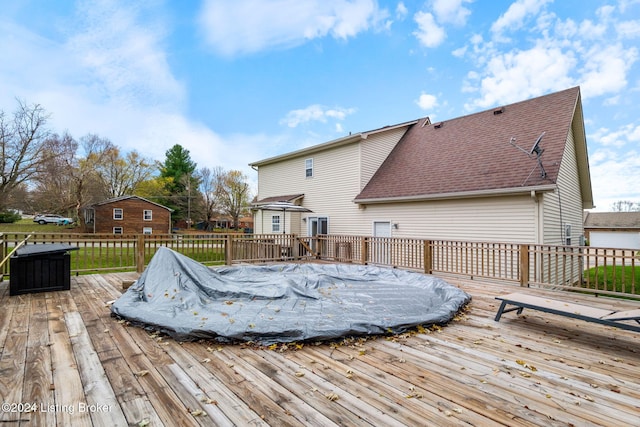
423 240 432 274
290 234 299 260
519 244 529 287
136 234 145 273
225 234 233 265
361 236 369 265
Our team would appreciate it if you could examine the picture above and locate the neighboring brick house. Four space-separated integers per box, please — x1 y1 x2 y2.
83 196 173 234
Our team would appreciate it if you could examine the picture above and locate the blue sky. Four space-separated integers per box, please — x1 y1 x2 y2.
1 0 639 211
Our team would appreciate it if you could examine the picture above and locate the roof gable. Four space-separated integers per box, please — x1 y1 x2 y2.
355 87 586 202
249 119 419 167
91 195 174 212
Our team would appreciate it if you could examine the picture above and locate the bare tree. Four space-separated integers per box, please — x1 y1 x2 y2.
198 166 222 227
214 169 251 230
0 100 54 210
94 148 156 198
32 132 112 221
610 200 640 212
31 132 79 214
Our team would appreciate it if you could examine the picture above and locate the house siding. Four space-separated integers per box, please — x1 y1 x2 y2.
256 142 363 235
542 124 584 246
91 198 172 234
354 196 536 242
360 127 407 190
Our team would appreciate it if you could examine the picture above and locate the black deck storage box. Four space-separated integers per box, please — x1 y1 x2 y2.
10 244 79 296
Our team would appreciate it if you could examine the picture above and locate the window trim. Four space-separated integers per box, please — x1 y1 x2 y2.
113 226 123 235
271 215 281 233
305 158 313 178
113 208 123 220
143 209 153 221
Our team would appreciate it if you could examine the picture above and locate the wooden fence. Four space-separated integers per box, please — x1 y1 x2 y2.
1 232 638 299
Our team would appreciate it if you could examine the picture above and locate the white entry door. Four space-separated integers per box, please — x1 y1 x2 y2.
373 221 391 237
308 217 328 253
372 221 391 264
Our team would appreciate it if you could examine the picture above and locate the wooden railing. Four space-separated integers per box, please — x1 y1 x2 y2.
1 232 638 299
315 235 639 299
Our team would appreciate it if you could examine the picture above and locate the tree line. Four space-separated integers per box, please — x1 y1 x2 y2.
1 99 252 229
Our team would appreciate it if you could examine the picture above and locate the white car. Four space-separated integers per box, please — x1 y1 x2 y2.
33 214 74 225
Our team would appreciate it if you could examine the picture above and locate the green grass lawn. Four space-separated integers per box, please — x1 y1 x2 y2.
0 218 78 233
1 219 225 274
584 265 640 294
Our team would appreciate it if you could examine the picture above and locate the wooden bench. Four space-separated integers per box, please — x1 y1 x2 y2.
494 292 640 333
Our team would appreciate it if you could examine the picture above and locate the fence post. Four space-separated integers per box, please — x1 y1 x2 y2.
0 234 5 279
318 235 324 259
519 244 529 287
225 234 233 265
423 240 432 274
361 236 368 265
136 234 145 273
292 234 299 260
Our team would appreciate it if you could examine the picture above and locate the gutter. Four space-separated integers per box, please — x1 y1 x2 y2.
353 184 558 205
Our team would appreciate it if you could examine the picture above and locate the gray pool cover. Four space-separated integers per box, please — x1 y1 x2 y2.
111 247 471 344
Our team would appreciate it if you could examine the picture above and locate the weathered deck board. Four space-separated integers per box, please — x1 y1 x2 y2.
22 294 55 426
1 272 639 426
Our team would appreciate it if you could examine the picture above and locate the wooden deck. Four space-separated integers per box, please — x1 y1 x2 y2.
1 272 639 426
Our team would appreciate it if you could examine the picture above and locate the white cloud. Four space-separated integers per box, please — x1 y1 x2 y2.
580 44 638 98
396 2 408 20
589 148 640 209
617 20 640 38
413 11 445 48
463 3 640 110
0 0 244 174
415 92 438 110
280 104 356 128
464 43 576 109
577 19 608 40
491 0 553 37
198 0 388 56
432 0 472 26
67 0 184 111
590 123 640 147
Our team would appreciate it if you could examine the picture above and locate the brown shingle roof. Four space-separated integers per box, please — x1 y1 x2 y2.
355 87 582 202
584 212 640 229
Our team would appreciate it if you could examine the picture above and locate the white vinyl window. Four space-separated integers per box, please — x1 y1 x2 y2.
113 227 123 235
143 209 153 221
143 227 153 235
113 208 123 220
272 215 280 232
305 158 313 178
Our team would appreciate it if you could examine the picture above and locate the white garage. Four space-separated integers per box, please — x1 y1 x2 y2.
584 212 640 250
589 231 640 250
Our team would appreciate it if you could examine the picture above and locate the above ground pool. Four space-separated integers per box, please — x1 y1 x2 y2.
111 247 471 344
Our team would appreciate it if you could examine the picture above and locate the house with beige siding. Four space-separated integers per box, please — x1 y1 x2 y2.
249 87 593 248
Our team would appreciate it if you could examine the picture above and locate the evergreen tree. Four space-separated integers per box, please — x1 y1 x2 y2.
159 144 199 225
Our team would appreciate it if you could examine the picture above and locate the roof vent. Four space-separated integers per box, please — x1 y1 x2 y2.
493 107 504 115
434 122 444 129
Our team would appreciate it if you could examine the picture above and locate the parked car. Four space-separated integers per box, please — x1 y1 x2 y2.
33 214 74 225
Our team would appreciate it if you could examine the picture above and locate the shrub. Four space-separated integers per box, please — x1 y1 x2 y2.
0 210 21 223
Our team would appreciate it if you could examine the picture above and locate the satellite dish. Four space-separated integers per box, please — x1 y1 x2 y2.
509 131 548 182
529 131 545 156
